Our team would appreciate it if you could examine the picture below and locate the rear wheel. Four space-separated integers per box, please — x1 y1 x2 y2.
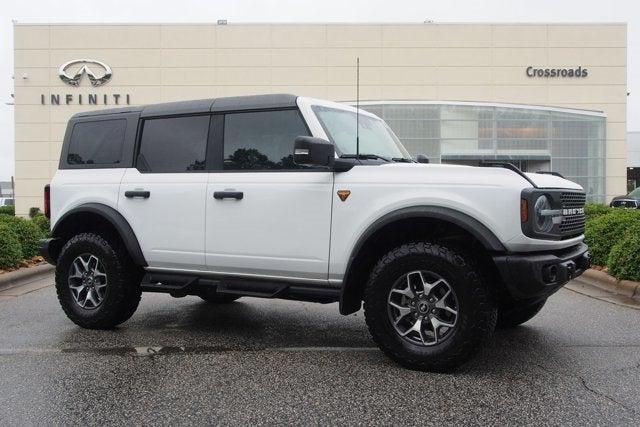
55 233 142 329
497 299 546 329
364 242 497 372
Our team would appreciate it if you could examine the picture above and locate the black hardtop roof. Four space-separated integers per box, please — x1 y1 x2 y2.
72 94 299 119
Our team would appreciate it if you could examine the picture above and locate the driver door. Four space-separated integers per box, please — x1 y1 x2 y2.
205 109 334 281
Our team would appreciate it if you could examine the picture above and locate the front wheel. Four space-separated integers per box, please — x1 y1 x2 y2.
55 233 142 329
364 242 497 372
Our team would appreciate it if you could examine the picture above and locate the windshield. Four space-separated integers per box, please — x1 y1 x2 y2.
629 187 640 198
312 106 411 160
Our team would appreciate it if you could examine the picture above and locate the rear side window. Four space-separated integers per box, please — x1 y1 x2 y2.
67 119 126 165
223 109 310 170
137 115 210 173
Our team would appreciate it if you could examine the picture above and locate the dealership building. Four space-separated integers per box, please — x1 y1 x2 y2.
12 22 627 215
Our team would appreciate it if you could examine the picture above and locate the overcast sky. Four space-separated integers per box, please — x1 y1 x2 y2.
1 0 639 181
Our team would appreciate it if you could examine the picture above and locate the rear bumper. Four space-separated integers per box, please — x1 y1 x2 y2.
492 242 590 300
39 238 59 266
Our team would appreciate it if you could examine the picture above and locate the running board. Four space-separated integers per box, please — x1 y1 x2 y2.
140 272 340 304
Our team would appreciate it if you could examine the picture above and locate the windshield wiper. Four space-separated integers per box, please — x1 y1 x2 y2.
340 154 391 162
391 157 414 163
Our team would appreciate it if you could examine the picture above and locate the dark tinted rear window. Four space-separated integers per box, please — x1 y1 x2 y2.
137 115 210 173
67 119 126 165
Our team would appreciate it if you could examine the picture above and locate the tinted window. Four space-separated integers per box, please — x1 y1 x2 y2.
138 115 210 173
223 109 310 170
67 119 126 165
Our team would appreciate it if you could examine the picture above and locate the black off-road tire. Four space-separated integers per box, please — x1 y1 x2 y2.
55 232 142 329
364 242 497 372
199 294 241 304
497 299 546 329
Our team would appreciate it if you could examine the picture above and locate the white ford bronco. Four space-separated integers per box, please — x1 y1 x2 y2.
40 94 590 371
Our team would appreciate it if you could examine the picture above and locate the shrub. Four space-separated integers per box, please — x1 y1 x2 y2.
0 205 15 216
32 214 50 236
0 215 43 258
28 207 41 218
584 203 611 219
608 222 640 281
584 209 640 266
0 224 23 269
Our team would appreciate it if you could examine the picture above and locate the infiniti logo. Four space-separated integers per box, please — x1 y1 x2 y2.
58 59 112 87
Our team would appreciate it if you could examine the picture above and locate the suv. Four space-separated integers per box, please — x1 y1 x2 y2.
40 94 590 371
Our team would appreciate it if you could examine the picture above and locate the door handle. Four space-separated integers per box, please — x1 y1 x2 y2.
213 191 243 200
124 190 151 199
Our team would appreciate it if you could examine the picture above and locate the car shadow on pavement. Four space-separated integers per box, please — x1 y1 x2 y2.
53 295 565 376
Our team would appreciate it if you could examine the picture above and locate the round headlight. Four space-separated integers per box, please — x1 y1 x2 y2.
533 195 553 233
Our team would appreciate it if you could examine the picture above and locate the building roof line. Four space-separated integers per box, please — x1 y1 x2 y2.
351 100 607 117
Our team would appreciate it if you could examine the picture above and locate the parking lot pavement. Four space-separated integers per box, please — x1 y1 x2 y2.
0 274 639 426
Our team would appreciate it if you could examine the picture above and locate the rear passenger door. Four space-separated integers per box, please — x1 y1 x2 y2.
118 114 211 270
205 109 334 281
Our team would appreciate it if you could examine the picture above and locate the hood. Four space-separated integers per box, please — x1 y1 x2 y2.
373 163 583 191
612 194 640 201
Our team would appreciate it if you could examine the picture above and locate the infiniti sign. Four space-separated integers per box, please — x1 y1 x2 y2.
42 59 129 106
58 59 112 87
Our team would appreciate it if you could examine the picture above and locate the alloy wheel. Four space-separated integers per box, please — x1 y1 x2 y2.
68 254 108 309
387 270 459 346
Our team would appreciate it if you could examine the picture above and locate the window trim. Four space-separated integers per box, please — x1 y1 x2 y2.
217 107 329 173
134 113 212 174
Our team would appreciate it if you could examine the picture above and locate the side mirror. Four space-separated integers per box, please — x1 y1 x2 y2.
294 136 335 168
416 154 430 164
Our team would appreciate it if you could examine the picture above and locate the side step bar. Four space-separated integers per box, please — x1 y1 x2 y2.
140 272 340 304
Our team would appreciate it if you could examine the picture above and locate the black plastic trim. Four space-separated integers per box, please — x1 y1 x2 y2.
480 161 539 188
39 238 59 265
339 206 505 315
141 270 340 303
51 203 147 266
493 242 590 300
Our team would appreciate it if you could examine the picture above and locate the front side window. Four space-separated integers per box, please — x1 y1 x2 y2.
138 115 210 173
223 109 310 171
312 106 411 161
67 119 126 165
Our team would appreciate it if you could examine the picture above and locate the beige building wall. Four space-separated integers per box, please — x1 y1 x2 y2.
13 22 627 215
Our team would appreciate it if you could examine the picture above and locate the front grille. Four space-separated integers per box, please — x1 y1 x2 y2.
559 191 586 237
611 199 639 209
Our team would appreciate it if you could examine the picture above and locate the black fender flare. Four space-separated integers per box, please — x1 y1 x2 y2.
51 203 147 266
339 206 505 314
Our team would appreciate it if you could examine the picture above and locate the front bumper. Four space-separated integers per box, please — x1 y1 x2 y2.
492 242 590 300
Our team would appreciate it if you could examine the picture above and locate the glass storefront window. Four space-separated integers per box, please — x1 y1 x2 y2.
361 102 606 202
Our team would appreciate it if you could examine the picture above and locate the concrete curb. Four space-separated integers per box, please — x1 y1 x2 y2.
0 263 55 291
575 269 640 301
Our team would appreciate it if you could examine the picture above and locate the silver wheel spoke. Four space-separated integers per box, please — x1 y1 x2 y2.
68 254 108 310
407 271 426 295
423 278 445 295
388 270 459 347
391 284 414 299
388 301 412 324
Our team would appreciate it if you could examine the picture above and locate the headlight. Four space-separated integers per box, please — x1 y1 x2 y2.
533 195 554 233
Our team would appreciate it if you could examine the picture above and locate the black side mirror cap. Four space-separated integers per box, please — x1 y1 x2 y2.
416 154 430 164
294 136 335 168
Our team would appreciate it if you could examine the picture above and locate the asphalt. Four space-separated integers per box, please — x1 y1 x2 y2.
0 274 639 426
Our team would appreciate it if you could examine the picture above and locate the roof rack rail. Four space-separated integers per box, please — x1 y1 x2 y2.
480 161 539 188
535 171 566 179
